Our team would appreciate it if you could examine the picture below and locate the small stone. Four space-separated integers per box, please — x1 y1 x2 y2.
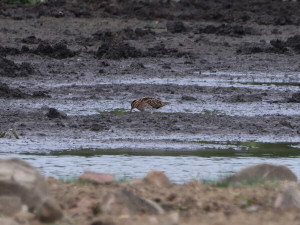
288 91 300 103
90 219 115 225
0 158 62 223
181 95 197 101
79 171 114 184
0 218 20 225
0 158 50 209
274 185 300 209
166 21 187 33
46 108 67 119
0 196 22 216
90 124 105 132
36 198 62 222
102 188 164 216
143 170 172 188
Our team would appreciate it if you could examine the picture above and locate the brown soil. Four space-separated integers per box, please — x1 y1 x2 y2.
12 177 300 225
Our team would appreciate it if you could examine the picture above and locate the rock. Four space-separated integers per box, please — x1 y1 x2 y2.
0 158 62 222
286 35 300 54
36 197 63 222
143 170 172 188
90 124 106 132
0 57 34 77
166 21 187 33
0 196 22 216
46 108 67 119
274 185 300 209
21 35 41 44
288 91 300 103
34 41 76 59
102 188 164 216
96 40 142 59
79 171 114 184
228 94 262 102
90 219 115 225
236 42 287 54
0 218 20 225
225 163 297 183
0 82 28 98
198 24 258 37
181 95 197 101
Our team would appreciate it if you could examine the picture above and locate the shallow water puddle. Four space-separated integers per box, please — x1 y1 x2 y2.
1 141 300 183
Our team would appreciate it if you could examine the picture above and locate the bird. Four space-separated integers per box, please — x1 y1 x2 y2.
130 97 171 113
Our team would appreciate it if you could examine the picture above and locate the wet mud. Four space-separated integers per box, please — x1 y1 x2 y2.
0 0 300 153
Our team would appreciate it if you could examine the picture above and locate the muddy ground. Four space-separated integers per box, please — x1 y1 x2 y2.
0 0 300 152
0 0 300 224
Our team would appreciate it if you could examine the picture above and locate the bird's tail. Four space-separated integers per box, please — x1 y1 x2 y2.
162 102 171 106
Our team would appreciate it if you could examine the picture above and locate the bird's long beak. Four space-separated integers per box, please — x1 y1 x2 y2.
130 107 133 113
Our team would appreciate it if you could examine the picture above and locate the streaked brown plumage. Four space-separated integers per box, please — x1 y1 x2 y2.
130 97 171 112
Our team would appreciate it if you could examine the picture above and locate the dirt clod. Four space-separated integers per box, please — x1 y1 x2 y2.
34 41 76 59
0 57 34 77
166 20 187 33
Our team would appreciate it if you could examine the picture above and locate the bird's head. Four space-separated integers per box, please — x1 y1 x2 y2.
130 100 137 113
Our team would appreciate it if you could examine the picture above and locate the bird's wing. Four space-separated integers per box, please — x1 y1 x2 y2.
146 98 162 109
141 96 154 101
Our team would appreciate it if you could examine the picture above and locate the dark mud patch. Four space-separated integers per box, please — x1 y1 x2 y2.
33 41 76 59
196 24 258 37
21 35 43 45
32 90 51 98
237 35 300 55
146 43 190 58
2 0 298 26
0 57 34 77
1 39 76 58
96 40 142 59
96 40 189 59
0 82 28 98
227 94 263 103
0 45 21 56
92 27 155 41
68 113 300 137
0 83 50 99
286 35 300 54
236 42 289 55
46 108 67 119
166 20 188 33
288 92 300 103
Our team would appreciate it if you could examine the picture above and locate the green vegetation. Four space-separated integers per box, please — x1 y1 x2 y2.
0 129 19 139
59 177 95 185
20 140 299 158
116 175 131 183
60 175 130 184
20 141 300 157
174 205 188 210
193 141 300 157
201 177 281 188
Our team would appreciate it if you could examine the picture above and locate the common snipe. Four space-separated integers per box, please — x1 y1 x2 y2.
130 96 171 112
